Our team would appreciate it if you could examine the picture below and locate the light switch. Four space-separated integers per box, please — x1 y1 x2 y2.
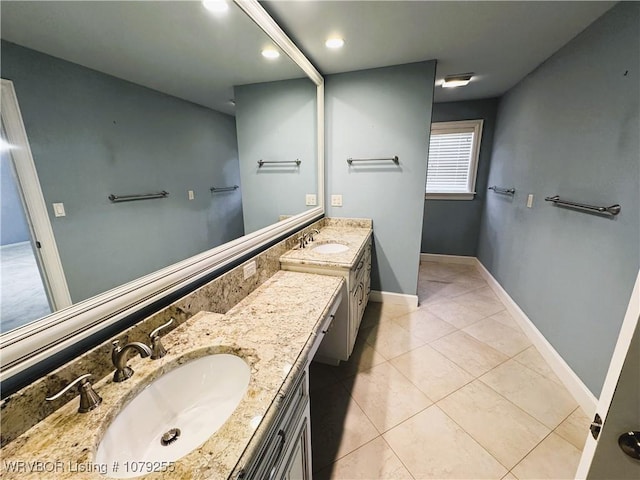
527 194 534 208
53 203 66 217
305 194 317 206
331 194 343 207
188 190 195 200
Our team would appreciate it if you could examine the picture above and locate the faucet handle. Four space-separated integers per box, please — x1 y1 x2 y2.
149 318 174 360
46 373 102 413
111 339 122 363
307 229 321 242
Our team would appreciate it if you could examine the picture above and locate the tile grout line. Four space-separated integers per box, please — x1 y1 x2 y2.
338 359 434 437
310 380 379 469
419 264 578 478
379 431 417 479
415 279 533 474
314 263 575 478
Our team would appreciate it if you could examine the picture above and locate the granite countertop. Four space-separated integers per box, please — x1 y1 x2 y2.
279 224 372 269
1 271 344 480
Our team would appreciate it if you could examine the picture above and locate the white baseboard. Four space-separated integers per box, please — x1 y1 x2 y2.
420 253 477 265
370 290 419 308
473 259 598 416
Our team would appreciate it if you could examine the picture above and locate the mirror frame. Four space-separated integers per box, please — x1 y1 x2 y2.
0 0 324 383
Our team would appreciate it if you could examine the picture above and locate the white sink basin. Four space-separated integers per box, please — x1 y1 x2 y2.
95 354 250 478
312 243 349 254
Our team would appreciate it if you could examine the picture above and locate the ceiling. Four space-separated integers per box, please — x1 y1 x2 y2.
263 1 615 103
0 1 305 114
0 1 616 110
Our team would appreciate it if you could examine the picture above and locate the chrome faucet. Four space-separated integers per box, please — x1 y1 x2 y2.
298 232 310 248
46 373 102 413
149 318 174 360
298 229 321 248
111 340 152 382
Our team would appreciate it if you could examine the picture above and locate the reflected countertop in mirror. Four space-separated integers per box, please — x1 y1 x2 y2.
0 0 318 334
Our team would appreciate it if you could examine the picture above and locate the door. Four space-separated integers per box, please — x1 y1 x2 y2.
1 136 53 330
0 79 71 329
575 270 640 479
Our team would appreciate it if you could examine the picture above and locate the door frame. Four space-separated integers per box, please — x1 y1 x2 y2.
575 269 640 478
1 79 72 311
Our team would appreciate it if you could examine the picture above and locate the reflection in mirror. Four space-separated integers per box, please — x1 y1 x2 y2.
0 1 317 333
1 123 53 330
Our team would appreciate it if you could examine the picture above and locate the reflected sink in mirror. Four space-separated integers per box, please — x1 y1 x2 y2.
311 243 350 254
95 354 250 478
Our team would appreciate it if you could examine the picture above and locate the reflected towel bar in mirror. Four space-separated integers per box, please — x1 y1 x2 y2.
347 156 399 165
108 191 169 203
210 185 240 192
544 195 621 216
488 186 515 195
257 159 301 167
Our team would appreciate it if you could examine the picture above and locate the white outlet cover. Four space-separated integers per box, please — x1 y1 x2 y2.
188 190 195 200
305 194 317 206
243 261 257 280
331 194 343 207
527 194 534 208
53 203 66 217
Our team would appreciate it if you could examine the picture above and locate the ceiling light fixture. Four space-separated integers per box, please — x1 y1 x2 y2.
261 48 280 59
325 38 345 49
442 73 474 88
202 1 229 14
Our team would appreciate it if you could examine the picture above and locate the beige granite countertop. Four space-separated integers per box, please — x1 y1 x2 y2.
279 224 372 269
1 271 344 480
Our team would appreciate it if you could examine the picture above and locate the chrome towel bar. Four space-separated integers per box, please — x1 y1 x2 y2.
210 185 239 192
347 156 399 165
108 191 169 203
257 159 301 167
544 195 621 216
488 186 516 195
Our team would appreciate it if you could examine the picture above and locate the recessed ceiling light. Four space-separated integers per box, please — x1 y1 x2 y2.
325 38 345 49
202 1 229 13
261 48 280 59
442 73 474 88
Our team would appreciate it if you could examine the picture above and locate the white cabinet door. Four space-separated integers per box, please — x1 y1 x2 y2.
282 417 311 480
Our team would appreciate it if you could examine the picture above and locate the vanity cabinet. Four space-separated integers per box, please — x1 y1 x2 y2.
237 290 342 480
282 236 372 364
348 239 371 347
239 368 311 480
278 403 311 480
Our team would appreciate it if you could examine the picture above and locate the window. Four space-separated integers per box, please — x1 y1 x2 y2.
425 119 483 200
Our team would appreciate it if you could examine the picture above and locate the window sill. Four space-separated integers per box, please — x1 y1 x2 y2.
425 193 476 201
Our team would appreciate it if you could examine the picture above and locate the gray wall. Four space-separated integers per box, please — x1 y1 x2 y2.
1 41 244 303
1 153 30 245
326 61 436 296
477 2 639 396
422 98 499 256
235 78 317 234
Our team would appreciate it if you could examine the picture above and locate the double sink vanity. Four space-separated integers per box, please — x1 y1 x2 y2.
1 219 372 480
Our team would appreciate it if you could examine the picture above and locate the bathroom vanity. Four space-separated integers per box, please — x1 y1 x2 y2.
280 219 372 364
0 218 372 480
0 270 344 479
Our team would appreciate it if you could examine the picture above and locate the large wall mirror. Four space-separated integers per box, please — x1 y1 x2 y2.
0 0 324 382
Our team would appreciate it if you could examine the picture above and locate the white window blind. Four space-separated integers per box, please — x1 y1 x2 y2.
426 120 483 199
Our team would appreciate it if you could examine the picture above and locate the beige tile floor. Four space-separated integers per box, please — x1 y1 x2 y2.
309 261 591 480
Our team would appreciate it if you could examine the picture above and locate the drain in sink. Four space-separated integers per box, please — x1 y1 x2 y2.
160 428 181 446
